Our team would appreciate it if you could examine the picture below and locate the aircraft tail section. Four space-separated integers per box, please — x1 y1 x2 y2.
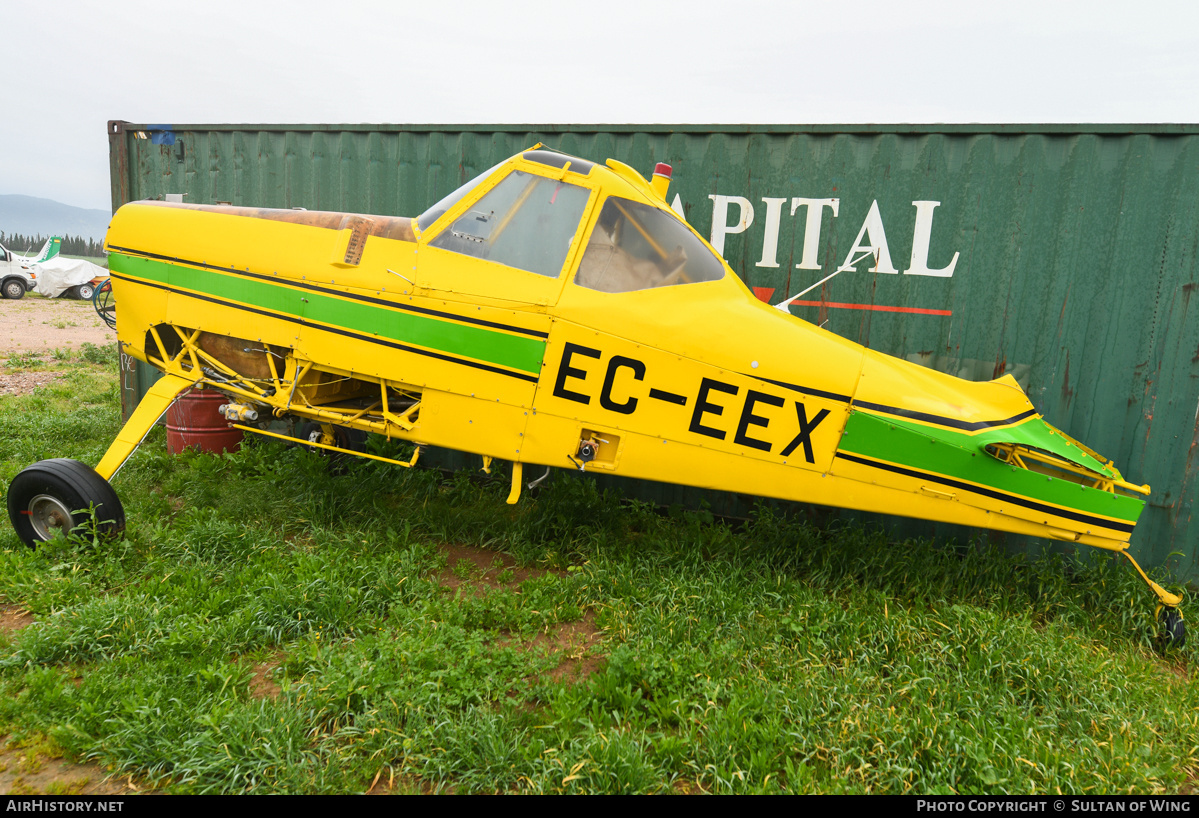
33 237 63 263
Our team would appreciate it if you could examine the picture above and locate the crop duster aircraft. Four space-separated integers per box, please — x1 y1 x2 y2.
4 147 1184 644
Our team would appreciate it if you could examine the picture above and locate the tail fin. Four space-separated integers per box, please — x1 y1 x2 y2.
33 237 62 263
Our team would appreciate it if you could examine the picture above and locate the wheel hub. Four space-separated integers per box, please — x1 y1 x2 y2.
27 494 74 540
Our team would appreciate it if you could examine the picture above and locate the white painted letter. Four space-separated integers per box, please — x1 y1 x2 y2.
756 197 788 268
708 195 754 256
670 193 686 220
791 198 839 270
836 200 898 274
904 200 959 277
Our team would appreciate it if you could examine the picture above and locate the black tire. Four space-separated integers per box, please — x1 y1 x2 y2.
1158 607 1186 650
6 459 125 548
2 279 26 300
75 283 95 300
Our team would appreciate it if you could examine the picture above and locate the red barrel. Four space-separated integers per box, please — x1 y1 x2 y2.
166 390 244 455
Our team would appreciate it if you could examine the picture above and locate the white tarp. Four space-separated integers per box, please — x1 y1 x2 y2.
33 257 108 298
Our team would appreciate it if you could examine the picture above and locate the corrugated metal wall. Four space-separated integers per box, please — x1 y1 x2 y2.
108 122 1199 580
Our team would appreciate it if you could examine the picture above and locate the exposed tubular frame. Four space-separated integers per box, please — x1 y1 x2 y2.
985 441 1151 496
144 323 424 438
95 323 426 482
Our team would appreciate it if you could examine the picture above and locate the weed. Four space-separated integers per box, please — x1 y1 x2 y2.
78 343 116 367
5 352 41 369
44 778 89 796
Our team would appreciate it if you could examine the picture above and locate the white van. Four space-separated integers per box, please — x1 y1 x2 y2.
0 238 62 299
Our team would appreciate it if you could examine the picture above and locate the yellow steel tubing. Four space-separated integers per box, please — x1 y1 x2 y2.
1120 550 1184 607
232 424 421 467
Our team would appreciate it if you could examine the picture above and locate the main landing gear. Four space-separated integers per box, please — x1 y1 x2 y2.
6 372 199 547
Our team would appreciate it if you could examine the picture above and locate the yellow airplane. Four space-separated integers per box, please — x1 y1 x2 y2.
4 147 1184 644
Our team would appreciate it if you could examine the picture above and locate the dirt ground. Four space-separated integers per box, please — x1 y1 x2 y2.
0 740 136 797
0 294 115 355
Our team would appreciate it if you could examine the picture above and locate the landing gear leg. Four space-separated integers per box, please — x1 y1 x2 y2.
94 373 200 481
1120 550 1186 649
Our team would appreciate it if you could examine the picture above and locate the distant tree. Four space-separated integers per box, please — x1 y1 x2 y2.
0 232 104 257
0 233 37 253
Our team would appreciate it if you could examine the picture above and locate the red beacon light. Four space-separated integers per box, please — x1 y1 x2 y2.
650 162 672 199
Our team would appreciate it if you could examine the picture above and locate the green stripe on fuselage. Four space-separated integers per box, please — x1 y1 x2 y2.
837 411 1143 525
111 252 546 375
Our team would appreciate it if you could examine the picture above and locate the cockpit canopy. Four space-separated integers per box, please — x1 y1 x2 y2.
417 150 726 293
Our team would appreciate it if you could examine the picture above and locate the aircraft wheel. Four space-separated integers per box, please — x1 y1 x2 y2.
6 459 125 548
1158 607 1186 650
2 280 26 300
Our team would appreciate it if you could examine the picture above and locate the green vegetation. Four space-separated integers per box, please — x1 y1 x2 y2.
4 344 112 372
0 356 1193 794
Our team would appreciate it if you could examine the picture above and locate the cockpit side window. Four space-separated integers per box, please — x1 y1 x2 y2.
574 197 725 293
416 161 505 232
428 170 590 278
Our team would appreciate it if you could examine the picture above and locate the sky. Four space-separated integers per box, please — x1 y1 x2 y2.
5 0 1199 212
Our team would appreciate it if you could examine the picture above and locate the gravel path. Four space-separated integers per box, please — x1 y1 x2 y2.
0 294 115 354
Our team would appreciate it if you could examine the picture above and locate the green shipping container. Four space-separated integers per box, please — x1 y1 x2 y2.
107 122 1199 581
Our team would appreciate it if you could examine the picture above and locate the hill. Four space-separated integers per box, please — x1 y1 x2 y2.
0 194 111 244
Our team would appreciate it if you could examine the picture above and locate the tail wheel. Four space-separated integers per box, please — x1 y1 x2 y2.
1157 606 1186 650
6 459 125 548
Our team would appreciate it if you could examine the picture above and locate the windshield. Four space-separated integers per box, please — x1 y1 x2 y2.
416 161 505 231
429 170 590 278
574 197 725 293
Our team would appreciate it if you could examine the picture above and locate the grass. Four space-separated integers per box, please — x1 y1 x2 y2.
3 344 112 373
0 354 1193 794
